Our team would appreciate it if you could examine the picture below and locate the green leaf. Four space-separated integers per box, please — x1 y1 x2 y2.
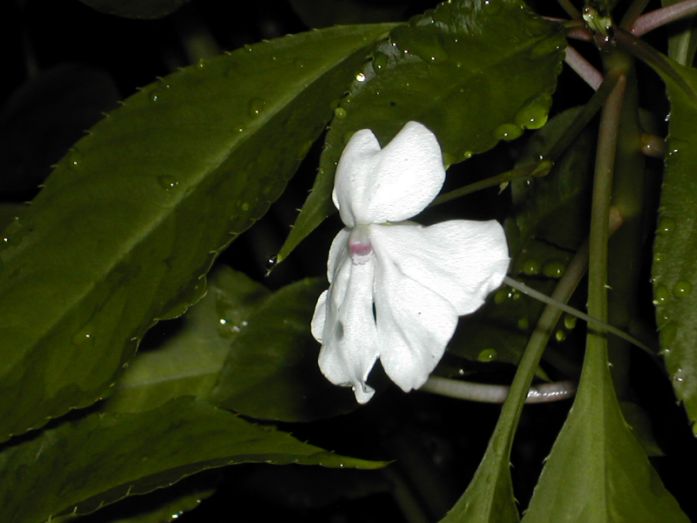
77 0 190 19
0 24 393 443
0 397 385 523
212 278 358 422
522 339 688 522
448 108 593 367
440 430 519 523
650 58 697 433
276 0 565 263
664 0 697 66
105 267 269 413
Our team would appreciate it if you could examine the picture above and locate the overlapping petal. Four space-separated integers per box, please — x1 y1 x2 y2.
373 245 458 392
312 242 379 403
369 220 509 315
333 121 445 226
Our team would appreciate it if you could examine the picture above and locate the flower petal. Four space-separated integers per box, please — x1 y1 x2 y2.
370 220 509 315
315 251 379 403
333 121 445 226
373 249 458 392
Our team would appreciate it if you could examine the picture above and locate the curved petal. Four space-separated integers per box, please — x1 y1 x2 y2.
333 121 445 226
370 220 509 316
316 254 379 403
326 228 350 283
373 249 458 392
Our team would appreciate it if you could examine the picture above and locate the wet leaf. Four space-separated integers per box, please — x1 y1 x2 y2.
276 0 565 263
649 57 697 432
105 267 269 413
449 108 593 366
522 337 688 522
212 278 358 422
0 24 393 442
0 398 385 523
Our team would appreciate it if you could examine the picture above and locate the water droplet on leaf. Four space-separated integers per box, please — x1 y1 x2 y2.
673 281 692 298
521 259 540 276
477 348 497 362
248 98 266 117
334 107 347 119
494 123 523 142
158 175 179 191
72 328 95 348
542 261 565 279
658 217 675 234
653 285 670 305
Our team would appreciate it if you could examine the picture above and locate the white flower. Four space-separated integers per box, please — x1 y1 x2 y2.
311 121 509 403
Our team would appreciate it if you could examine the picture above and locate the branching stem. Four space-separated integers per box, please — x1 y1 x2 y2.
566 46 604 90
420 377 576 403
631 0 697 36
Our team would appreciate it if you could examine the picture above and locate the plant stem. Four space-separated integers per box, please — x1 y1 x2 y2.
566 46 604 90
631 0 697 36
431 163 551 207
420 377 576 403
557 0 581 19
585 72 627 381
621 0 650 29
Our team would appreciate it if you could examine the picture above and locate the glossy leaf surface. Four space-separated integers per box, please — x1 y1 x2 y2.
277 0 565 262
449 108 592 367
0 23 392 442
212 278 358 421
106 267 269 413
650 58 697 432
523 339 688 522
0 398 384 523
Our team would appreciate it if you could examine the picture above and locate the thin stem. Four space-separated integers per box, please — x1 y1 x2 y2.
431 163 552 207
503 274 655 355
420 377 576 403
565 46 604 90
557 0 581 19
542 74 618 160
614 28 696 97
587 74 627 342
631 0 697 36
621 0 650 29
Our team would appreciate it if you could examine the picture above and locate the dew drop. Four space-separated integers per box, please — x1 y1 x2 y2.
373 52 388 71
514 95 551 130
477 348 497 362
462 150 473 160
240 202 250 212
517 317 529 331
542 261 565 279
355 72 366 82
521 259 540 276
658 217 675 234
72 328 95 348
563 314 577 330
334 107 347 119
265 256 278 272
672 367 685 384
555 329 567 343
653 285 670 306
157 175 179 191
494 123 523 142
673 280 692 298
248 98 266 118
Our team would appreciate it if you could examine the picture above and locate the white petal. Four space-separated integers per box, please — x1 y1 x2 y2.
373 249 458 392
326 228 350 283
370 220 509 316
316 253 379 403
333 121 445 226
